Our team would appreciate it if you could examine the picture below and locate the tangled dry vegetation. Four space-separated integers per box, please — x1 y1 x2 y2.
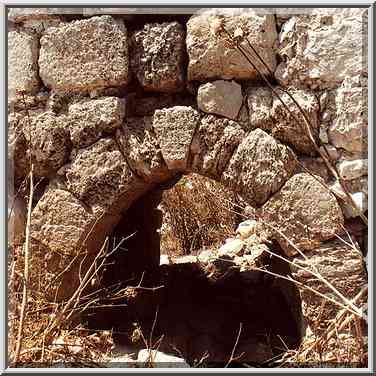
8 174 368 368
160 174 240 257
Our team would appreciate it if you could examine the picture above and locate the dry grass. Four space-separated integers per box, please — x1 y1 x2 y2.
159 173 239 257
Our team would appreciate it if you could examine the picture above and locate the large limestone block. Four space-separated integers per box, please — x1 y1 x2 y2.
275 9 367 89
8 30 40 102
117 117 172 183
68 97 125 148
39 16 128 93
130 22 185 93
65 138 148 214
22 112 72 177
222 128 297 205
190 115 245 179
153 106 200 171
270 89 319 156
328 84 368 153
187 10 277 81
31 188 96 255
31 187 121 301
291 239 367 333
261 173 344 256
197 80 243 120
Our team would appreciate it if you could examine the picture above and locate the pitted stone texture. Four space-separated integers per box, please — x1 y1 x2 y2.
153 106 201 171
222 128 297 206
130 22 185 93
246 86 273 131
328 85 367 154
270 89 319 156
8 30 40 102
22 112 72 178
190 115 245 179
275 9 367 89
65 138 148 214
39 16 128 93
31 188 95 255
261 173 344 256
117 117 172 183
197 80 242 120
30 187 121 301
187 11 277 81
291 239 366 333
68 97 125 148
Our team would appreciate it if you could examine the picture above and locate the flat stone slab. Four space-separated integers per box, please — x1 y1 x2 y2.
39 16 128 93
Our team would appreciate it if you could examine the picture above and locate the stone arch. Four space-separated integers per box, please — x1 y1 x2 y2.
27 102 359 340
6 10 366 357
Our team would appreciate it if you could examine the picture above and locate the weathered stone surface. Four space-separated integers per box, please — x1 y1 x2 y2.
275 9 367 89
291 239 367 334
337 159 368 181
270 89 319 156
261 173 344 256
197 80 242 120
222 128 297 206
31 188 95 254
246 86 273 131
190 115 245 179
68 97 125 148
328 85 368 153
65 138 148 213
117 117 172 183
39 16 128 93
30 186 121 301
23 112 72 177
153 106 200 171
8 30 40 102
187 10 277 81
130 22 185 93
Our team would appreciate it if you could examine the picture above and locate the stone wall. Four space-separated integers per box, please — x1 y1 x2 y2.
8 7 367 336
